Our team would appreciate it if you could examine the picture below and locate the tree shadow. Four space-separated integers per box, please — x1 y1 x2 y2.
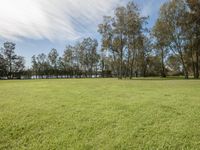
127 77 200 81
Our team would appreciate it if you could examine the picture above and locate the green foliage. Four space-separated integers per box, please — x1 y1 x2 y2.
1 0 200 79
0 42 25 79
98 2 148 79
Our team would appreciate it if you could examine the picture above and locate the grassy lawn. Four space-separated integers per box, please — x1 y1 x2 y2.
0 79 200 149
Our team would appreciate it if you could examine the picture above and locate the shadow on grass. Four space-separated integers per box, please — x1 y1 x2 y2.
123 76 200 81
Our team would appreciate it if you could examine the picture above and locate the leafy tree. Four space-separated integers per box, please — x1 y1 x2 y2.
125 2 148 78
57 57 65 78
31 55 39 79
48 48 59 78
0 53 6 78
152 19 170 77
185 0 200 78
99 1 147 79
156 0 189 78
98 16 119 77
79 38 99 77
37 53 49 78
63 45 74 77
1 42 25 79
2 42 17 78
13 56 25 79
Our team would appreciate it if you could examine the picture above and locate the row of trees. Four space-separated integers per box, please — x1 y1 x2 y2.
98 0 200 79
152 0 200 79
31 38 100 78
98 2 149 79
0 0 199 79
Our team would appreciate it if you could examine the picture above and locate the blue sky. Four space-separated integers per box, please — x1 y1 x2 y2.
0 0 168 67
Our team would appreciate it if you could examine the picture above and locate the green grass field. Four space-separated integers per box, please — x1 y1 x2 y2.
1 79 200 150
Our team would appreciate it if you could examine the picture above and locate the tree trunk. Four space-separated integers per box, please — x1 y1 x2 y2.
101 60 104 78
9 60 12 79
119 52 123 79
179 49 188 79
192 55 196 78
181 57 188 79
161 49 166 78
129 54 134 79
194 50 199 79
119 34 123 80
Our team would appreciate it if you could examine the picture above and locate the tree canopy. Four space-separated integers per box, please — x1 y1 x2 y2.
0 0 200 79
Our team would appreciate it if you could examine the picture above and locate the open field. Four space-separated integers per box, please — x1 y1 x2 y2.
0 79 200 149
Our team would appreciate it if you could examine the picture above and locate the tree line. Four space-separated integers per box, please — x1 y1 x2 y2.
0 0 199 79
31 38 100 79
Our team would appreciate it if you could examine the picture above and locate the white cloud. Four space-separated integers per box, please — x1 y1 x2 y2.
0 0 124 42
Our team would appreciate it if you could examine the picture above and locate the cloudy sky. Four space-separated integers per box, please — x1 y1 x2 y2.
0 0 168 66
